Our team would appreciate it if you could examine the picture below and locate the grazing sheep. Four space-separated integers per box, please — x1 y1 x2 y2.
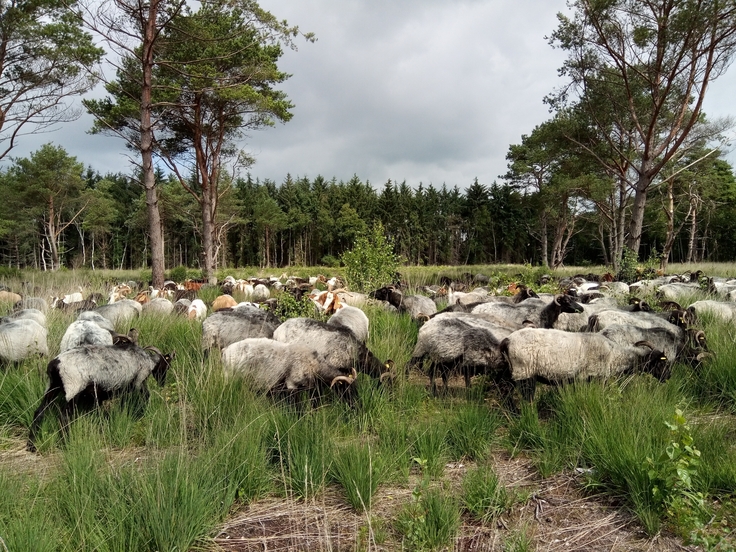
212 294 238 311
273 313 390 380
687 300 736 323
142 297 174 315
221 337 356 393
173 298 192 316
0 308 47 328
27 343 175 451
77 311 116 333
598 324 688 366
252 283 271 302
187 298 207 320
585 309 689 332
0 290 22 304
0 319 48 363
370 286 437 320
407 312 516 394
472 294 584 329
108 283 133 303
51 292 84 309
499 328 669 401
13 297 49 313
201 305 282 352
59 320 114 352
93 299 142 327
327 305 370 343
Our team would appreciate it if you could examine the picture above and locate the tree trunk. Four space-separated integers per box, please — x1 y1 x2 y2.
626 173 653 254
141 0 165 288
201 190 217 284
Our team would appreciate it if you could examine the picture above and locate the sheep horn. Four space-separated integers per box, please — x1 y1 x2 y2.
554 295 561 306
330 375 355 388
634 340 655 350
144 345 163 358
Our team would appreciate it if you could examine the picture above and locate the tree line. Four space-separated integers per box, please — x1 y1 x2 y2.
0 143 734 274
0 0 735 278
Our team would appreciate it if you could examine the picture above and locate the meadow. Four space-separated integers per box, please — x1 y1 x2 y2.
1 264 736 551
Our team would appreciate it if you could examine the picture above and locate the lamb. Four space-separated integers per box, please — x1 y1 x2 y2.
471 294 584 329
0 318 48 363
221 337 356 393
27 343 174 451
93 299 142 327
499 328 669 402
272 308 390 380
407 312 517 394
201 305 282 352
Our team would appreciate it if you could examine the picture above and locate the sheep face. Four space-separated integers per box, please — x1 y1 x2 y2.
151 351 175 386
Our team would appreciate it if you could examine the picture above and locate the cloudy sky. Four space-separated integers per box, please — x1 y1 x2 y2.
5 0 736 190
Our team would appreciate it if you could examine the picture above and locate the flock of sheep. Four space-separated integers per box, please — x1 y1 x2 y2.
0 269 726 452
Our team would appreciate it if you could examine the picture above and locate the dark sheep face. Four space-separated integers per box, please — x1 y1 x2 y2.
152 352 175 386
556 295 584 314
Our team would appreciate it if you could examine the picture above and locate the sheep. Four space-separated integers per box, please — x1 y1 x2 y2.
13 296 49 313
686 299 736 323
93 299 142 327
59 316 138 353
0 318 48 363
327 305 370 343
471 294 584 329
50 292 84 309
585 309 689 332
212 294 238 311
370 286 437 320
142 297 174 315
407 312 516 394
27 343 175 452
252 283 270 302
656 282 702 302
0 308 47 328
499 328 669 402
187 298 207 320
221 337 356 394
201 305 282 352
0 290 22 304
272 311 390 380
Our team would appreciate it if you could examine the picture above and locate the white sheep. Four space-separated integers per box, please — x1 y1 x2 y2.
0 318 48 362
1 308 47 328
499 328 669 402
27 343 175 451
187 298 207 320
221 337 355 392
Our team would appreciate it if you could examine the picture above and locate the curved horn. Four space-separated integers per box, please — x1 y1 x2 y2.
330 375 355 388
554 295 561 306
416 313 430 322
634 340 655 350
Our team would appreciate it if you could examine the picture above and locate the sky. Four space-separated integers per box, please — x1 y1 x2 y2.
4 0 736 190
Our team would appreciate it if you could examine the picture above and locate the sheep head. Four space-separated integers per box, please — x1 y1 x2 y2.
146 346 175 386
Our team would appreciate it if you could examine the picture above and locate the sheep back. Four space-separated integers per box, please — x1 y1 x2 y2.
0 319 48 361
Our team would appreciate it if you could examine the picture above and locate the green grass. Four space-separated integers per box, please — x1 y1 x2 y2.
1 266 736 549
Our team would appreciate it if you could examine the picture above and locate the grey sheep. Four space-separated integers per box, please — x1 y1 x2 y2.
585 309 688 332
598 324 707 367
93 299 142 327
471 294 584 329
0 318 48 363
0 308 47 328
202 305 282 353
272 310 391 380
27 343 175 451
13 297 49 313
407 312 517 394
499 328 669 402
370 286 437 320
327 305 370 343
142 297 174 315
221 337 356 392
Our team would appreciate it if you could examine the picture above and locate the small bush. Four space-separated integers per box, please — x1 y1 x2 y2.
340 222 401 293
167 265 189 283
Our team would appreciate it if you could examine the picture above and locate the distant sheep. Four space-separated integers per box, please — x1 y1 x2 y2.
27 343 175 451
370 286 436 320
13 297 49 313
187 299 207 320
472 294 584 329
212 294 238 311
142 297 174 315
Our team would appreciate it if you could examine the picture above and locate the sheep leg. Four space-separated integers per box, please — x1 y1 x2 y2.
27 385 63 452
516 378 536 403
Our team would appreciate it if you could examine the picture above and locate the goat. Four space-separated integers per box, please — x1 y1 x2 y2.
27 344 174 452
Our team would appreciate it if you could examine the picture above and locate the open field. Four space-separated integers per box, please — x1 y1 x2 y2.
1 264 736 551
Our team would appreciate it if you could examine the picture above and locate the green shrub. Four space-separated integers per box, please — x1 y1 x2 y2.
340 222 401 292
167 265 189 283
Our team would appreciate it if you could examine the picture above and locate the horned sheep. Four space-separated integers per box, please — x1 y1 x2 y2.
499 328 669 402
27 343 175 452
221 337 356 393
202 305 282 352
